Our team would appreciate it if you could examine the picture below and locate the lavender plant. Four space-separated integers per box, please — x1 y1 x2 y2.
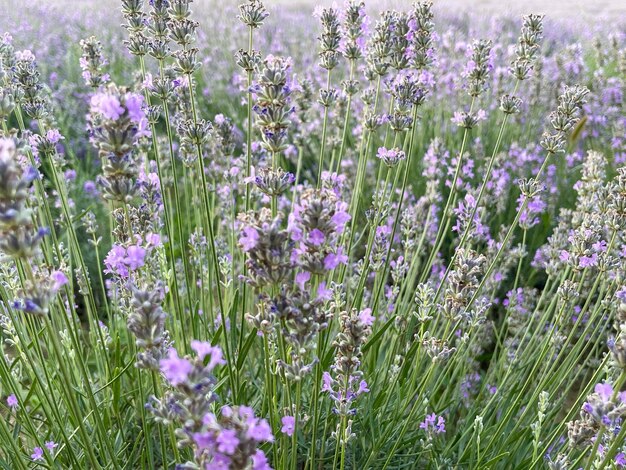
0 0 625 468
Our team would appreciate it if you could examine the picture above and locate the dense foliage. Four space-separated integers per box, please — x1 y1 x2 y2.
0 0 625 468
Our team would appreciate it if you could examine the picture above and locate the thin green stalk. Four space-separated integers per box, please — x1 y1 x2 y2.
240 23 255 363
421 97 476 281
291 380 302 469
369 105 419 315
317 69 332 187
185 76 236 397
151 370 170 467
512 228 527 291
333 60 356 173
142 55 191 349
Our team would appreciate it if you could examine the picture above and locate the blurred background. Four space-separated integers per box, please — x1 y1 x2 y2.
6 0 626 19
267 0 626 19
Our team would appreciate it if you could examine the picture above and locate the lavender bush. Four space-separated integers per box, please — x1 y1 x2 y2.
0 0 625 468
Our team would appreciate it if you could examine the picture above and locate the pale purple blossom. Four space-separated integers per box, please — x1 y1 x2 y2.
239 227 260 251
323 248 348 270
309 228 325 246
358 308 375 326
579 253 598 268
160 348 193 386
46 129 64 144
125 245 146 270
90 93 124 120
247 418 273 442
420 413 446 434
376 147 406 167
190 341 226 370
331 210 351 233
31 447 44 461
104 245 128 276
357 380 370 395
595 382 613 401
296 271 311 290
7 394 18 410
206 455 231 469
281 415 295 436
317 282 332 301
145 233 162 247
45 441 58 454
83 180 99 197
51 270 69 292
216 429 239 455
322 371 333 392
251 450 272 470
124 93 145 123
16 50 35 61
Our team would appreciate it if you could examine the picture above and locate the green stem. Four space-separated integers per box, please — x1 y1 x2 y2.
185 76 236 397
317 69 332 187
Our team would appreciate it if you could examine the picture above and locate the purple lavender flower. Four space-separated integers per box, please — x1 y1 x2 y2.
50 270 69 292
323 248 348 270
251 450 272 470
331 210 351 234
376 147 406 167
104 245 128 277
190 341 226 370
31 447 44 461
281 415 295 436
309 228 326 246
45 441 57 454
205 455 230 469
83 180 99 197
420 412 446 434
160 348 193 386
216 429 239 455
125 245 146 270
247 417 273 441
104 244 149 277
289 183 351 274
123 92 145 123
595 382 613 401
6 394 18 410
579 253 598 269
358 308 375 326
189 405 273 468
573 380 626 437
45 129 63 144
295 271 311 290
144 233 161 247
90 92 124 120
64 169 76 181
239 226 260 252
317 282 332 301
322 371 333 392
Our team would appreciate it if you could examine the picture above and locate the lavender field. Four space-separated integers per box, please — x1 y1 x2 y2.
0 0 625 468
